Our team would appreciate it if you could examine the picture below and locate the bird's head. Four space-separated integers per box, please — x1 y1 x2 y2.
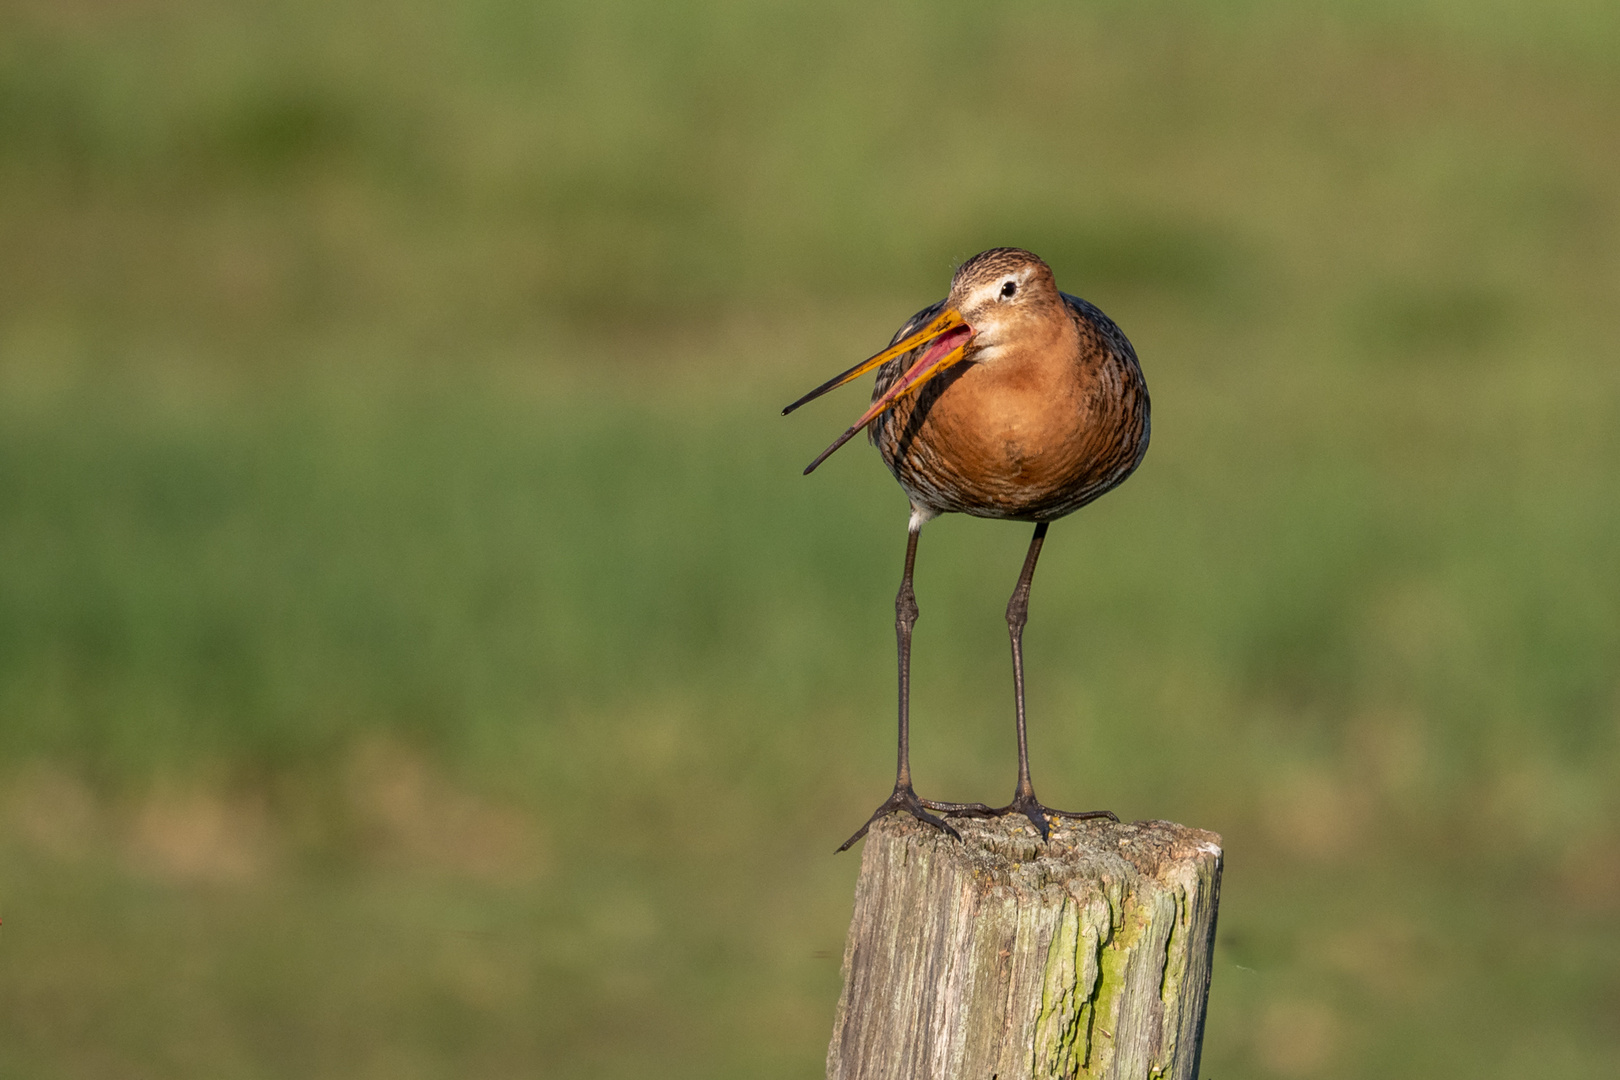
943 248 1063 365
782 247 1061 474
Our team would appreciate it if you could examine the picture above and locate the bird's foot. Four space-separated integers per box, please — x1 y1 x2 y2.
962 790 1118 843
837 784 963 852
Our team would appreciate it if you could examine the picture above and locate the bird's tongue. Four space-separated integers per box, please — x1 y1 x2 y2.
921 324 973 367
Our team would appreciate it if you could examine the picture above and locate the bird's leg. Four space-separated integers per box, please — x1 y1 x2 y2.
1007 522 1047 821
838 524 963 852
990 522 1118 841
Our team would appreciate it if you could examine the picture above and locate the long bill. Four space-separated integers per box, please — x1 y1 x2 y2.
783 308 975 475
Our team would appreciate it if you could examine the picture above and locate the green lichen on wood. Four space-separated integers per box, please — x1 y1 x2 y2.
1033 886 1114 1078
1033 895 1086 1076
1078 880 1152 1077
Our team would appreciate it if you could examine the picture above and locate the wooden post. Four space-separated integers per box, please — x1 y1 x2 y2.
827 814 1222 1080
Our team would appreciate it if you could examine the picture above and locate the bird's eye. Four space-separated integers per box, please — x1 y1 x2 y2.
1000 280 1018 299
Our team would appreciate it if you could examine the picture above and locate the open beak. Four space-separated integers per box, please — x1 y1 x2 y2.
783 308 974 474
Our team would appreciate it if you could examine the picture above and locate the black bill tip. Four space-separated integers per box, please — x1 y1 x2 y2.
803 423 862 474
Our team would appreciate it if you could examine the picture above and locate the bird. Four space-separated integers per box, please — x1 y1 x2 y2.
783 247 1150 851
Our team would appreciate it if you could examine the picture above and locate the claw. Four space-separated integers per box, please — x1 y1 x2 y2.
837 786 963 852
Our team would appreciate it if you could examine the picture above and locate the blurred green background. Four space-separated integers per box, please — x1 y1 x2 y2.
2 0 1617 1076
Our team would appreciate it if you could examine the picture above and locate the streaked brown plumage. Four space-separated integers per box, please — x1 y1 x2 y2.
872 251 1148 523
784 247 1150 849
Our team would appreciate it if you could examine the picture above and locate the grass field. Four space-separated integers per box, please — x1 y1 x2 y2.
2 2 1618 1077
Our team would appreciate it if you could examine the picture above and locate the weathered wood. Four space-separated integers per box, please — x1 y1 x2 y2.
827 814 1222 1080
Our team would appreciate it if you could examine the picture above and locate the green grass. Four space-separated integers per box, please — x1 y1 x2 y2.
2 1 1619 1077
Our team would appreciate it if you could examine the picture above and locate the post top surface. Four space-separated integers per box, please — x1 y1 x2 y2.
864 813 1222 891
